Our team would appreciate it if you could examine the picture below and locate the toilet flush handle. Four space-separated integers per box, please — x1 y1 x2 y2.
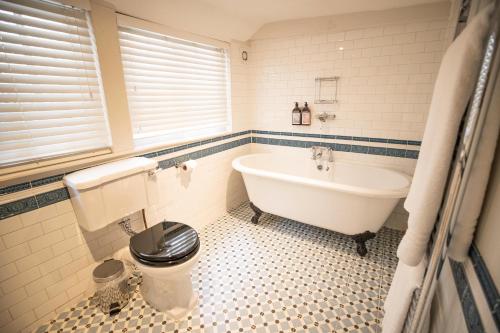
148 167 160 176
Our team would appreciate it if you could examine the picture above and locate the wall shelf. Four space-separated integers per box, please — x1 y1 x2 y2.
314 77 339 104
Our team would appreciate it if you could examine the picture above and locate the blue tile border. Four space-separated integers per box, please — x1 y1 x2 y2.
0 196 38 220
469 244 500 330
450 258 486 333
0 129 420 219
250 129 422 146
252 135 419 159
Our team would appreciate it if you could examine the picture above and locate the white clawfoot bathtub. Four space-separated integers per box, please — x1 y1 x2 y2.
232 153 411 255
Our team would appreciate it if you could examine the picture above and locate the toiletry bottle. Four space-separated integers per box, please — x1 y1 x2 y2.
292 102 301 125
301 102 311 125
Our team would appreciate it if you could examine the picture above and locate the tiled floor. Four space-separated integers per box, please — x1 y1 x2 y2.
37 202 403 333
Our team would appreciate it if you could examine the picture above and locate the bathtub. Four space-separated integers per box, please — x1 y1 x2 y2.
232 153 411 255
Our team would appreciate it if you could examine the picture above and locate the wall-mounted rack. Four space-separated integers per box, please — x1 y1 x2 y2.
314 76 339 104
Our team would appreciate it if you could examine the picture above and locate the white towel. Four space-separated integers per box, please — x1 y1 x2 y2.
382 258 427 333
448 91 500 261
398 5 493 266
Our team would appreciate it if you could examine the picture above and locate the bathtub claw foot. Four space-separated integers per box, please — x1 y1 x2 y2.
352 231 376 257
249 202 263 224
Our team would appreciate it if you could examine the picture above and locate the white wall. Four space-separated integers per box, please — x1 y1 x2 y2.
247 3 451 169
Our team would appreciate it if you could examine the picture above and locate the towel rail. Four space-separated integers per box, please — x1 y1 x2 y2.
404 1 500 332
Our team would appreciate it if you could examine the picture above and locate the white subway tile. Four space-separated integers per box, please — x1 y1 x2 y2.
28 229 65 253
354 38 372 49
66 279 91 300
311 34 327 44
372 36 393 47
1 266 40 293
46 275 78 299
8 290 48 320
384 24 405 35
59 256 89 279
0 309 12 327
345 29 364 40
2 224 43 248
51 235 83 256
34 291 68 319
38 253 72 276
0 288 28 312
20 205 59 227
0 216 24 236
362 27 384 38
16 247 54 273
416 30 442 42
1 310 35 333
0 243 30 266
24 271 61 296
40 212 77 234
327 32 345 42
393 32 416 45
0 263 17 282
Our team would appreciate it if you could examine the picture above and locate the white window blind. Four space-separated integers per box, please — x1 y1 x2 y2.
0 0 110 167
118 25 231 147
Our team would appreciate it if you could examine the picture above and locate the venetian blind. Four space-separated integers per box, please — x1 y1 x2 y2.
118 25 231 147
0 0 110 167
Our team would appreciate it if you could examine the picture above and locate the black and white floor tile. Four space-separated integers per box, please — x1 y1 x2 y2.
36 202 403 333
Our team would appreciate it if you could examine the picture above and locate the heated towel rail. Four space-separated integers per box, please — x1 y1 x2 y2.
403 0 500 332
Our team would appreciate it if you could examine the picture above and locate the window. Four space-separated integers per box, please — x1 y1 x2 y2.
118 24 231 148
0 0 110 167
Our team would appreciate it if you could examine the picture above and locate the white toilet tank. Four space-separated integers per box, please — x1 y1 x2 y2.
63 157 159 231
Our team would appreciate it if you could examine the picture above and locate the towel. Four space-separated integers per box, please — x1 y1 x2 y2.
448 88 500 261
382 258 427 333
397 4 493 266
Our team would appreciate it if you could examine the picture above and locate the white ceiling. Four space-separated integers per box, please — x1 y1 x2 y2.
109 0 448 42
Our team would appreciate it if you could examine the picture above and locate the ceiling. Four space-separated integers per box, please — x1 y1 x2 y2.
109 0 448 42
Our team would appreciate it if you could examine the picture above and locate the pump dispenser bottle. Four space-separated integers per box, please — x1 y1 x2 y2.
292 102 301 125
301 102 311 125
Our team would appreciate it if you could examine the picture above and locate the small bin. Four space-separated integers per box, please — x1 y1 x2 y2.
93 259 130 315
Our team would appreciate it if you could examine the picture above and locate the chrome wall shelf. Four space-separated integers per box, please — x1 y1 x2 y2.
314 76 339 104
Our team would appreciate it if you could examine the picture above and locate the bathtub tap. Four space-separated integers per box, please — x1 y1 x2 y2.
312 146 323 160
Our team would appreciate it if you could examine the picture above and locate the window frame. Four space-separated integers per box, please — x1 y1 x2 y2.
117 14 233 150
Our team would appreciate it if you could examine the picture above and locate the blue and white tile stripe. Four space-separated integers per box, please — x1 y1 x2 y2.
449 243 500 333
1 130 420 220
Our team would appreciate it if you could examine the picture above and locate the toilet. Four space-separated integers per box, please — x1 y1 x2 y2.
63 157 200 320
128 221 200 319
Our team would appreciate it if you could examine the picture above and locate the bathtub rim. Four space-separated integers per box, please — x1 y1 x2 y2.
232 153 412 199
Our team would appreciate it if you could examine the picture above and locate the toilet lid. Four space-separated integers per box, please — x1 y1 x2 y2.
129 221 200 267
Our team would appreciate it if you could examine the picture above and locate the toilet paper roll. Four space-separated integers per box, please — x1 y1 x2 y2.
181 159 197 172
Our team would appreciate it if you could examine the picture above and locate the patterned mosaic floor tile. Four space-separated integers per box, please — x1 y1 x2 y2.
36 202 403 333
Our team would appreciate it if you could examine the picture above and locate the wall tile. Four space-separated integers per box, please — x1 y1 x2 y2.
0 243 31 266
15 247 54 273
0 288 27 313
1 266 41 293
2 224 43 248
0 216 24 236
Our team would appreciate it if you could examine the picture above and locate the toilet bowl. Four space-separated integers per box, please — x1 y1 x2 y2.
127 221 201 320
